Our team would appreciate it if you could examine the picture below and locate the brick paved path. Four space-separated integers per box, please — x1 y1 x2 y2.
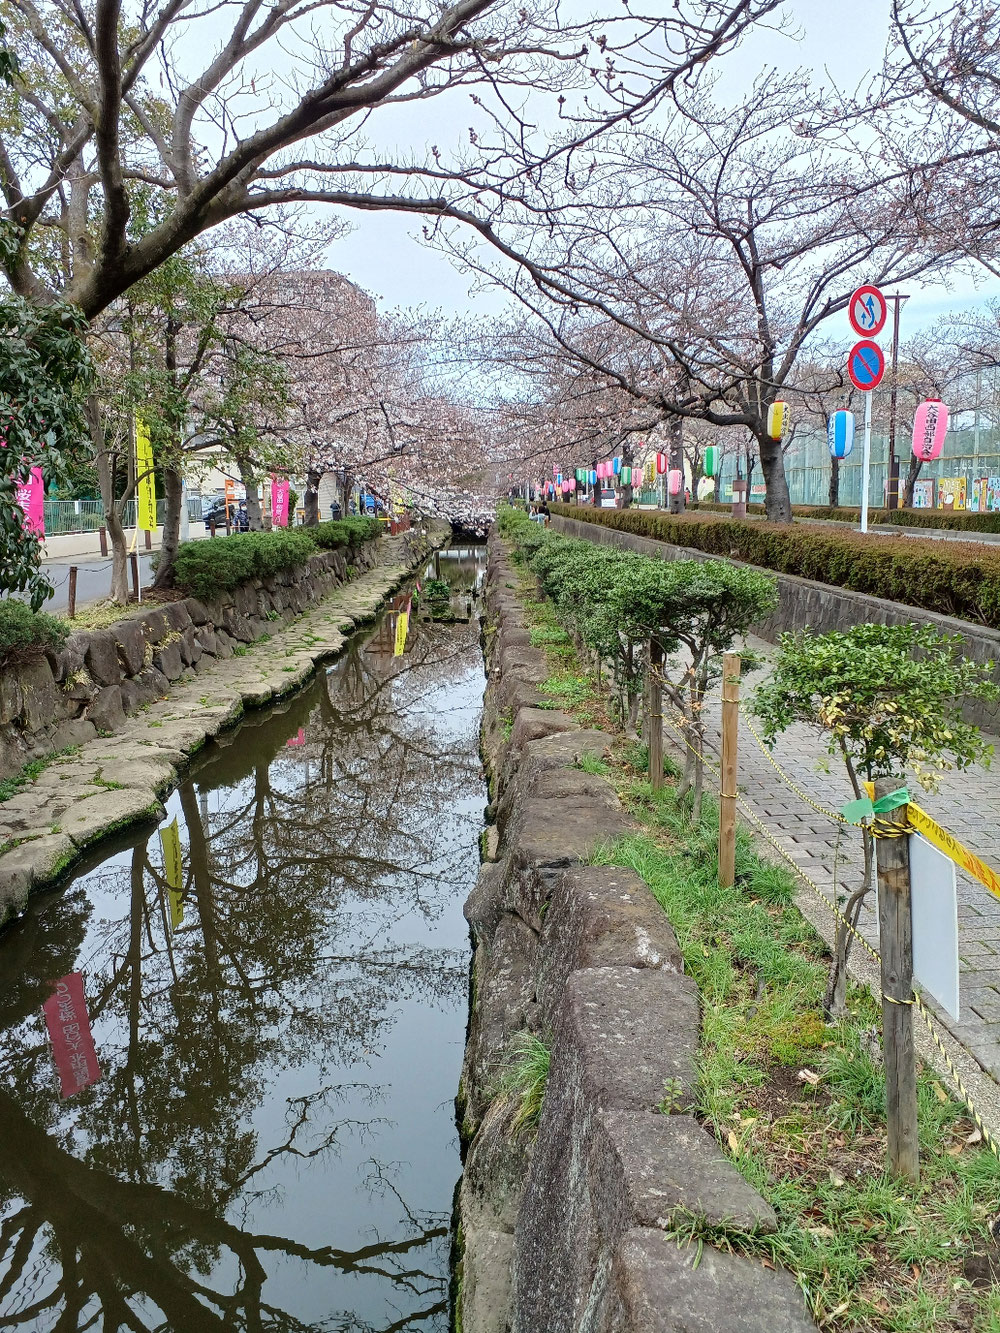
689 635 1000 1081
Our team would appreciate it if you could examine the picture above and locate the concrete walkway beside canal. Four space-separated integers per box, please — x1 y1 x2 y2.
0 530 441 917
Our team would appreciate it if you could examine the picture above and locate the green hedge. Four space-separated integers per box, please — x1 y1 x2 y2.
0 601 68 668
693 499 1000 533
549 503 1000 628
309 517 381 549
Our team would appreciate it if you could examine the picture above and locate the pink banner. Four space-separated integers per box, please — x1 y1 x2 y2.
14 467 44 536
42 972 101 1098
271 476 290 527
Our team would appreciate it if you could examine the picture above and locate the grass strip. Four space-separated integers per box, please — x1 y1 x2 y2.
506 547 1000 1333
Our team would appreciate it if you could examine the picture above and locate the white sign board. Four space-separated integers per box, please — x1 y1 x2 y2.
909 832 960 1021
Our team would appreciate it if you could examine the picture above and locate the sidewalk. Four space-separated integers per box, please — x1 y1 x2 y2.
40 524 212 563
682 634 1000 1114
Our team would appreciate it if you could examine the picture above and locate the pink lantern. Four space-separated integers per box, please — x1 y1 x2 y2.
568 478 576 492
656 452 667 475
912 399 949 462
561 479 570 494
668 469 683 496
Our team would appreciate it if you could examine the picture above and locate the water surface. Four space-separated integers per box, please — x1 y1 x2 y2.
0 545 486 1332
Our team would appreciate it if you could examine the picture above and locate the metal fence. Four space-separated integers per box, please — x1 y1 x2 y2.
42 497 205 535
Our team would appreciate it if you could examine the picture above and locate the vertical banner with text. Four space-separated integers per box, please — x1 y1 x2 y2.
14 466 45 536
159 817 184 931
42 972 102 1098
271 475 290 527
136 416 157 533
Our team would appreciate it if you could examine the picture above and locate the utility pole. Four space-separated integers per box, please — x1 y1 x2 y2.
886 293 909 509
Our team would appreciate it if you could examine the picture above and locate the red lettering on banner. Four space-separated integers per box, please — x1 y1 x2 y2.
42 972 101 1097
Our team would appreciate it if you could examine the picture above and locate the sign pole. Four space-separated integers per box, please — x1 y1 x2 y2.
860 390 872 534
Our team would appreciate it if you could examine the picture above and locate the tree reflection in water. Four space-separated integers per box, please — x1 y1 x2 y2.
0 546 486 1332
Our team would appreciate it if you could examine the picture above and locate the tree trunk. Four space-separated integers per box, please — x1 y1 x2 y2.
338 469 353 513
303 467 322 525
828 456 840 508
759 435 791 522
901 453 922 508
620 443 635 510
153 466 183 588
234 454 262 530
668 418 684 515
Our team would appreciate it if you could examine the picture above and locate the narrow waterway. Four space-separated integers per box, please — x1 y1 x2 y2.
0 544 487 1333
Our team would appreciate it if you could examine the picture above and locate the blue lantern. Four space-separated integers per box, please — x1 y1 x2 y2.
827 410 855 459
588 469 597 485
612 457 622 476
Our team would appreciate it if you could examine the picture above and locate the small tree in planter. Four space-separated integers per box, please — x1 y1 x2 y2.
754 622 999 1017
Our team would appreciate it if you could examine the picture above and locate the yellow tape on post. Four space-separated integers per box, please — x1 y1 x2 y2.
907 802 1000 903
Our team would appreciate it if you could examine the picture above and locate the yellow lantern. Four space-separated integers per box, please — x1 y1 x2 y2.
766 401 788 442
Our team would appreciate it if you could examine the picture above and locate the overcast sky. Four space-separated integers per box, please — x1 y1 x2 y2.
322 0 1000 334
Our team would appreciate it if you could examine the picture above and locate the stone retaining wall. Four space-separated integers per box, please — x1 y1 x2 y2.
550 513 1000 732
455 534 816 1333
0 541 379 781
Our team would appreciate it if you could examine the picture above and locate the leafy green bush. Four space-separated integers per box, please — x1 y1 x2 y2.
173 530 316 597
0 599 68 666
550 503 1000 628
308 517 381 549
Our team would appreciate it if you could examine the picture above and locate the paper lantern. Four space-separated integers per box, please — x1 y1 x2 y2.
668 468 683 496
827 410 855 459
620 466 631 485
561 480 570 494
589 469 597 485
766 400 788 442
912 399 949 462
654 452 666 474
704 445 719 478
568 478 576 492
612 457 622 476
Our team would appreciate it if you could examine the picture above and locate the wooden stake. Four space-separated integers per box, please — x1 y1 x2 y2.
144 527 152 550
649 640 664 791
67 566 78 620
718 653 741 888
874 778 919 1182
130 552 140 603
99 526 108 557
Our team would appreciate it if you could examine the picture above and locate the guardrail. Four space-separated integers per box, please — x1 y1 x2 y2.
42 498 204 536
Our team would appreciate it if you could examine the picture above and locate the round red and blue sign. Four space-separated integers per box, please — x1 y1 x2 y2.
849 285 888 338
847 339 885 392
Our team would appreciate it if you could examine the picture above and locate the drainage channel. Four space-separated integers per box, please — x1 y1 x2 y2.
0 543 487 1333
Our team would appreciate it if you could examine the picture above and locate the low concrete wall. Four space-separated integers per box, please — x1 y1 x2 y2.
455 534 815 1333
0 541 380 781
551 514 1000 732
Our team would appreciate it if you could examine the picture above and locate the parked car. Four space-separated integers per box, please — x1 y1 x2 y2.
203 498 248 531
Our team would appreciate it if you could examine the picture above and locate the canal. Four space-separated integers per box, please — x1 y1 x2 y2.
0 545 487 1332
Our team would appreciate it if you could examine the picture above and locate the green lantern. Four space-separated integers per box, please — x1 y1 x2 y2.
620 465 631 485
704 445 719 478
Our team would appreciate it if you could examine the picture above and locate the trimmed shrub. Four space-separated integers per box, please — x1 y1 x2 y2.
173 530 317 598
309 517 381 549
694 499 1000 533
0 600 68 667
549 503 1000 629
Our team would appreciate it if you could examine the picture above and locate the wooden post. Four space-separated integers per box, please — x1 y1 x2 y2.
67 566 78 620
718 653 741 888
144 527 152 550
874 778 919 1182
648 640 664 791
130 552 140 603
99 526 108 557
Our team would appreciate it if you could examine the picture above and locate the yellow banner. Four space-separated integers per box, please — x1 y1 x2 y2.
393 608 409 658
159 817 184 930
136 416 157 533
908 802 1000 903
